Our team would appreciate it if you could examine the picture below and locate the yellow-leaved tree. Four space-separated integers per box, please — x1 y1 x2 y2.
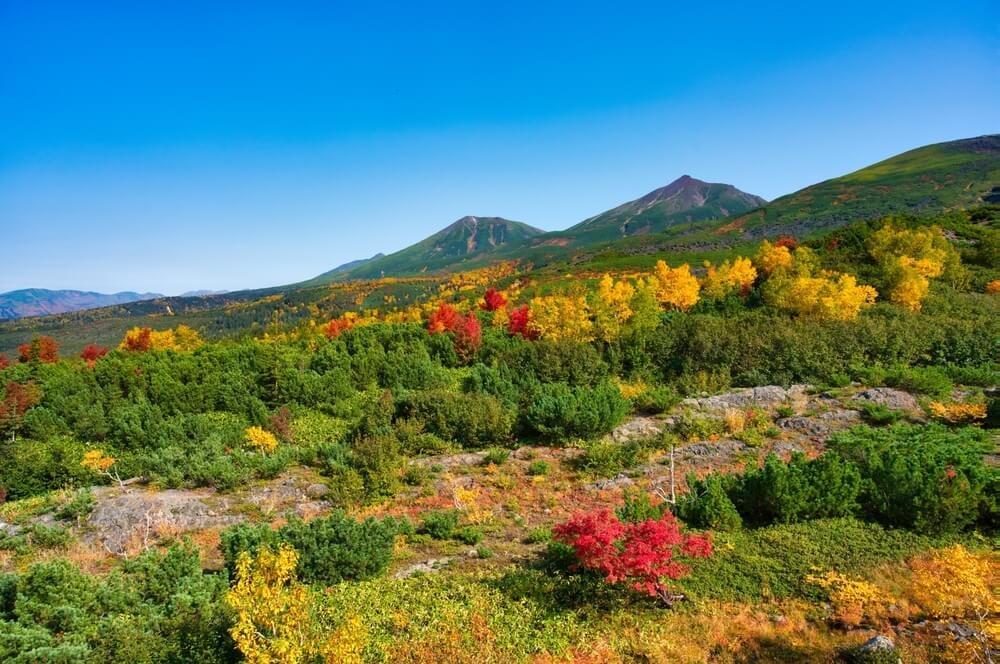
227 544 366 664
591 274 635 342
754 240 794 276
701 257 758 298
528 294 594 342
245 426 278 454
651 261 700 311
867 224 964 312
765 272 877 321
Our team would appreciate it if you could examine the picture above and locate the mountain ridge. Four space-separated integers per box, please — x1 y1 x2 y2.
0 288 163 320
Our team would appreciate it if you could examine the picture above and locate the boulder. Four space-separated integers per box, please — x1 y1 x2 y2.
851 388 919 413
87 489 243 556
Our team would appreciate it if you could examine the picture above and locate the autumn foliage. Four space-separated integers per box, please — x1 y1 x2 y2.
553 508 712 604
481 287 507 311
651 261 700 311
17 335 60 364
120 325 203 352
0 381 42 441
80 344 108 366
507 305 536 339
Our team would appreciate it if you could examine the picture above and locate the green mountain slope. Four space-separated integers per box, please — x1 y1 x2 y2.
319 216 544 282
726 134 1000 238
563 175 766 244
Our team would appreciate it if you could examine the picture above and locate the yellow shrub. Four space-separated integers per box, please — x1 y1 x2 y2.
528 295 594 342
908 545 998 619
986 279 1000 295
926 401 987 424
755 240 794 276
806 569 885 627
245 426 278 454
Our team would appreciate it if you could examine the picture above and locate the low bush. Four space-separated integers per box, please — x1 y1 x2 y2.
523 381 630 443
418 509 459 540
400 389 514 448
828 424 996 534
575 439 652 478
221 511 404 584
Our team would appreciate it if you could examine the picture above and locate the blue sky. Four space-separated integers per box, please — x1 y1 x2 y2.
1 1 997 295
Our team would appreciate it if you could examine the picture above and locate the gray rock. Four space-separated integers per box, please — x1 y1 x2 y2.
585 474 635 490
681 385 810 413
777 409 860 437
852 388 919 412
304 483 329 499
87 490 243 556
0 519 22 537
394 557 453 578
859 635 896 653
610 416 668 443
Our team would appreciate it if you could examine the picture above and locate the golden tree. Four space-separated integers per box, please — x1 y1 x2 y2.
527 294 594 342
867 224 961 312
227 545 366 664
754 240 793 276
701 257 757 298
651 261 700 311
592 274 635 342
765 272 877 321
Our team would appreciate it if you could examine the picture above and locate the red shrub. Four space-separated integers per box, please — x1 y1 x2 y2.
0 353 8 371
428 302 460 334
774 237 799 249
123 327 153 352
80 344 108 366
323 317 354 339
481 287 507 312
553 508 712 603
18 336 59 363
507 305 537 340
453 311 482 363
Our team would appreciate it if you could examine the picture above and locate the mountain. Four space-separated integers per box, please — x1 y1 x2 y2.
309 253 386 283
563 176 767 244
723 134 1000 239
319 216 544 282
179 289 230 297
0 289 162 319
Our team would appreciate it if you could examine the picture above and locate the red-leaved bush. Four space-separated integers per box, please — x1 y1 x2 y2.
553 508 712 604
427 302 460 334
0 353 8 371
18 336 60 364
453 311 482 363
80 344 108 367
507 305 537 340
323 317 354 339
481 287 507 312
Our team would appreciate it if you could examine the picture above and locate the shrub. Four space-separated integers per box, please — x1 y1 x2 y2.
617 490 668 523
676 475 743 531
575 439 651 478
523 381 630 443
350 434 402 502
859 402 905 426
454 526 483 545
400 390 514 448
419 510 459 540
54 490 95 522
673 412 725 441
527 461 550 477
525 527 552 544
552 508 712 604
828 424 996 534
482 447 510 466
221 511 402 585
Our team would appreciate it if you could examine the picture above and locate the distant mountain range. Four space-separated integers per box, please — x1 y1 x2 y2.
0 289 162 319
5 134 997 325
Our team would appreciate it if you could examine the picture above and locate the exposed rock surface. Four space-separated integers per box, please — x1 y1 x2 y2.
681 385 810 412
394 557 453 578
87 489 243 556
851 387 920 412
609 416 671 442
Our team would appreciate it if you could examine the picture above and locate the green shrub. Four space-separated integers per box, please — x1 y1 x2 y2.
673 412 725 441
575 440 650 478
616 489 667 523
527 461 550 477
400 390 514 448
881 364 953 397
859 402 905 426
630 384 680 414
525 527 552 544
676 476 743 531
55 490 95 522
221 511 403 584
483 447 510 466
419 509 459 540
454 526 483 545
523 381 630 443
828 424 996 534
350 434 402 502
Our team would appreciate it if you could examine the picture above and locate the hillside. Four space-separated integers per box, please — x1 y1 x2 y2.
0 288 162 319
564 175 766 244
318 216 544 282
723 134 1000 238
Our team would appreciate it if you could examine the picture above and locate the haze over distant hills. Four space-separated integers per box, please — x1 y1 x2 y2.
0 289 162 320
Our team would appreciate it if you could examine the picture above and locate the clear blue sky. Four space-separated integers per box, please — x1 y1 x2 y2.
1 1 997 295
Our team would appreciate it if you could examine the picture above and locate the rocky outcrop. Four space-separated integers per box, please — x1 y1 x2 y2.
851 387 920 413
681 385 810 412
